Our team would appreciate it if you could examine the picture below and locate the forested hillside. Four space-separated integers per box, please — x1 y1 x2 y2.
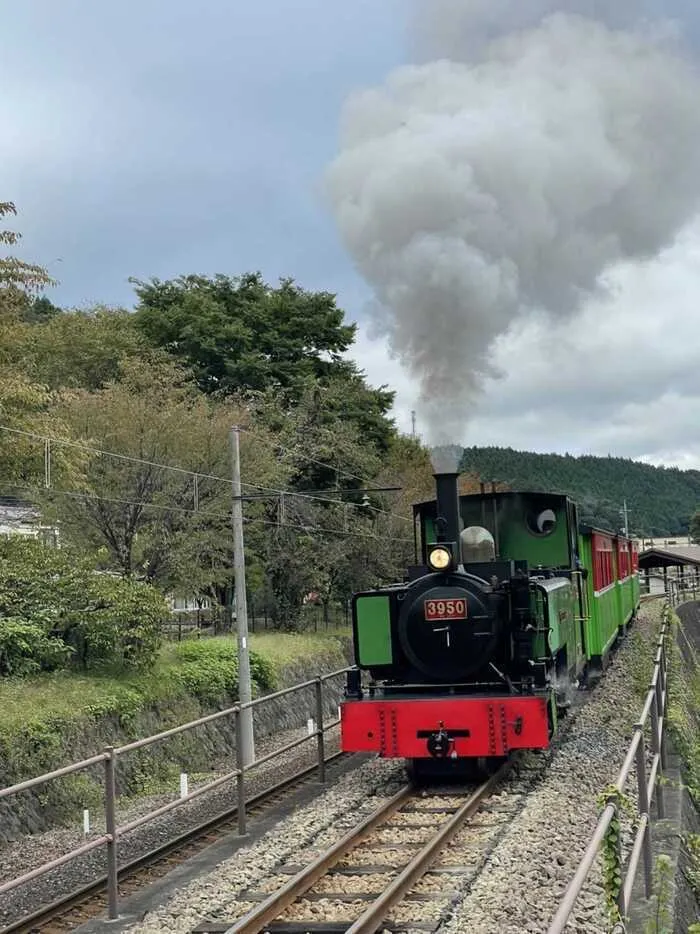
461 446 700 537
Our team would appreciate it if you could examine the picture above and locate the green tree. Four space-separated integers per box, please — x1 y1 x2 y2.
27 307 147 391
46 358 285 608
690 509 700 544
0 537 167 672
132 273 356 397
132 272 396 452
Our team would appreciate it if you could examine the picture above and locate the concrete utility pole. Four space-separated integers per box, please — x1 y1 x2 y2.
230 426 255 767
621 500 629 537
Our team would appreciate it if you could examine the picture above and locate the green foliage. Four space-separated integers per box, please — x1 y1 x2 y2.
690 509 700 544
0 618 71 676
169 638 275 703
461 445 700 536
133 273 396 453
132 272 357 399
26 307 149 392
0 537 167 672
684 834 700 920
596 785 636 923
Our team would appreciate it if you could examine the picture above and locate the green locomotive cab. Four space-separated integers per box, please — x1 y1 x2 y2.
416 490 580 571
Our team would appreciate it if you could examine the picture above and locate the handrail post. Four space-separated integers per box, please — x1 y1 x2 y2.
103 746 119 920
658 641 667 712
650 694 664 819
234 706 247 836
634 725 653 899
315 677 326 783
609 798 624 920
658 639 668 772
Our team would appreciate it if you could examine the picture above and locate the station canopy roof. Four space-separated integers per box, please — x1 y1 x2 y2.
638 545 700 570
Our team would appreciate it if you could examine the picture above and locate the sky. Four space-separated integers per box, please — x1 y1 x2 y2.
3 1 700 468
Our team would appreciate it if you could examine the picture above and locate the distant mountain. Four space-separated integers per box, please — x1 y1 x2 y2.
460 446 700 537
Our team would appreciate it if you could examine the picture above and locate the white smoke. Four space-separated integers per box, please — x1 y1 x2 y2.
325 5 700 441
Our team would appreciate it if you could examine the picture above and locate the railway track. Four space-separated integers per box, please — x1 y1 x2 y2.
193 762 508 934
1 751 352 934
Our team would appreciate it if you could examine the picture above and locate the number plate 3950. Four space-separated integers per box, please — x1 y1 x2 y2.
424 598 467 621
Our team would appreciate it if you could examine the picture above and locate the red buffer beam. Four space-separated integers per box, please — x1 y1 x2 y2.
341 695 550 759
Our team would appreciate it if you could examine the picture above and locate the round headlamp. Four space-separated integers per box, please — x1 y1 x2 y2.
428 546 452 571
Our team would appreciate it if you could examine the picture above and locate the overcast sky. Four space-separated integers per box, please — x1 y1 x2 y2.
4 1 700 468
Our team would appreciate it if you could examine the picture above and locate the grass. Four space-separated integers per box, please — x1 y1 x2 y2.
0 629 349 739
248 630 349 669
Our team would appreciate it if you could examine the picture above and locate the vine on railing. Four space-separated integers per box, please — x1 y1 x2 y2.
598 786 636 924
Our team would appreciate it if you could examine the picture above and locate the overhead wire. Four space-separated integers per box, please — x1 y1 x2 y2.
0 423 414 524
7 481 413 544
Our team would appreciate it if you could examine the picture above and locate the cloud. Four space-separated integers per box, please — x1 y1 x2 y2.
352 220 700 467
1 0 405 307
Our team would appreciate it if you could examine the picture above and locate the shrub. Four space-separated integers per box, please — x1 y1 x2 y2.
171 638 275 702
0 537 167 674
0 618 71 676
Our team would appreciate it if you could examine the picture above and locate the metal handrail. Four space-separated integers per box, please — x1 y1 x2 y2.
0 666 351 920
547 602 671 933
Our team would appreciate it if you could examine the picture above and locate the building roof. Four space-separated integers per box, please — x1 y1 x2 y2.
638 545 700 569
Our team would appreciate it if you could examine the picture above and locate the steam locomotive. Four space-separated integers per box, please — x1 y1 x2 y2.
340 464 639 778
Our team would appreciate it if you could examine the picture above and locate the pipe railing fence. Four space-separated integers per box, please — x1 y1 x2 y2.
0 666 350 921
547 600 673 933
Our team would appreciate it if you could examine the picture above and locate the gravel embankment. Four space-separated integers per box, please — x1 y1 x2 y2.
116 600 663 934
0 721 343 929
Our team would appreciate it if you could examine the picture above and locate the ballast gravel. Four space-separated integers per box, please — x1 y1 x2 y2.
112 601 662 934
0 722 344 929
123 757 406 933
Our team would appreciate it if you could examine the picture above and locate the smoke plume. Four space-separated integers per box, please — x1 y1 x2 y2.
325 4 700 441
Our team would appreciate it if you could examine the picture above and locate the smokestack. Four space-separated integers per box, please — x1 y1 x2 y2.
434 471 460 546
430 447 462 545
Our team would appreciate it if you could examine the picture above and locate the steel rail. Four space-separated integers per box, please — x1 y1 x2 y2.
222 784 414 934
0 751 349 934
346 764 509 934
223 765 507 934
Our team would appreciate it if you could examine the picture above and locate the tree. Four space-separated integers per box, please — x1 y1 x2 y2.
45 358 286 609
0 201 55 318
132 273 356 397
0 201 78 489
27 306 148 392
690 509 700 543
0 537 167 673
132 272 397 449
